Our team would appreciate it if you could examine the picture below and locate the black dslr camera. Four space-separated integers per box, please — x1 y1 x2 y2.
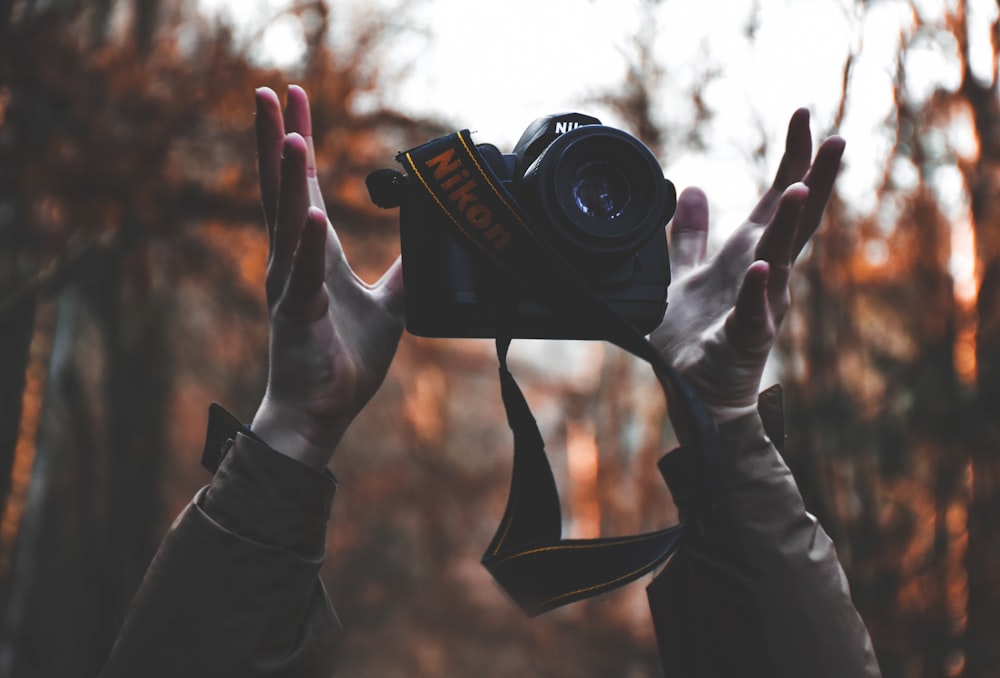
367 113 677 340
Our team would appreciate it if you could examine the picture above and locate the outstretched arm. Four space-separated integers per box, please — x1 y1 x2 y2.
647 110 881 677
651 107 842 427
101 86 404 678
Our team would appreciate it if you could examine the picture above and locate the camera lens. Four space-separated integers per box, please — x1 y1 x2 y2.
519 126 675 254
571 161 630 220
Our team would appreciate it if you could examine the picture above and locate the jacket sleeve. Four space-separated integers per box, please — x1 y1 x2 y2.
100 426 344 678
647 386 882 678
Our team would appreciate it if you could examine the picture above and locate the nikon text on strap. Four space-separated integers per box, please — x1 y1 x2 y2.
394 130 720 616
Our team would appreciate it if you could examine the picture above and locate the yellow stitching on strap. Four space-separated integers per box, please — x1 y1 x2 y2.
528 558 661 614
491 529 673 566
403 151 519 280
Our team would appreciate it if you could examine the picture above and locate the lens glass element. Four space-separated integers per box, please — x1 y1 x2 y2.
571 161 631 220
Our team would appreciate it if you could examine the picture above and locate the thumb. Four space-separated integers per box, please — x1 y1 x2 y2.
375 255 405 317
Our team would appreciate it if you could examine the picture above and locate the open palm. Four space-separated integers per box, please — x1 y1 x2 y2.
650 109 844 424
250 86 404 470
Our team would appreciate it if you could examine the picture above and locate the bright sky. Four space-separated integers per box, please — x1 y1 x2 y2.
197 0 983 233
197 0 992 311
188 0 998 419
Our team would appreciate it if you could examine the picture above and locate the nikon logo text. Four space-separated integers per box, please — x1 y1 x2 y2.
425 149 513 251
554 121 582 134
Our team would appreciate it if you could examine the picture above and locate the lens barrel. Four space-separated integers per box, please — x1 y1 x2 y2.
519 126 675 255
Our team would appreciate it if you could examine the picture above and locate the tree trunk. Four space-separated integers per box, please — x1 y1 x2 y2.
0 284 92 678
970 259 1000 678
0 199 36 522
0 239 171 678
961 51 1000 677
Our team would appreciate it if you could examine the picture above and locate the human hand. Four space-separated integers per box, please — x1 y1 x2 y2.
650 109 844 431
249 85 405 470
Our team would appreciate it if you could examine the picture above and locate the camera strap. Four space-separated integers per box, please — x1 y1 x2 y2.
396 130 720 617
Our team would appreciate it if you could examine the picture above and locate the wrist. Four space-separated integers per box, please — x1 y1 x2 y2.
658 370 760 446
250 395 351 471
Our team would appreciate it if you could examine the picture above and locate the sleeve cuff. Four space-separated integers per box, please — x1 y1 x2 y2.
199 405 337 559
659 385 786 520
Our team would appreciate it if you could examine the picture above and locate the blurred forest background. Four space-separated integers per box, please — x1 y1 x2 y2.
1 0 999 676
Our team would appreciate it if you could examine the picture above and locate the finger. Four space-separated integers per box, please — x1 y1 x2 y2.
755 182 807 267
772 108 813 191
756 183 806 316
748 108 813 225
284 84 326 210
793 135 846 258
256 87 285 240
668 187 709 274
725 260 773 353
280 207 330 321
268 133 310 306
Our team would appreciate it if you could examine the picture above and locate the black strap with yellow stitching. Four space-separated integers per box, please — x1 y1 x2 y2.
394 130 720 617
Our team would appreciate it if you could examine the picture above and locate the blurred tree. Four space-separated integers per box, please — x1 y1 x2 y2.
4 0 999 675
777 1 999 676
592 1 1000 676
0 1 441 676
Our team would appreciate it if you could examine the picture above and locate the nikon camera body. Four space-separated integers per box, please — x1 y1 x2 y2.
369 113 677 340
